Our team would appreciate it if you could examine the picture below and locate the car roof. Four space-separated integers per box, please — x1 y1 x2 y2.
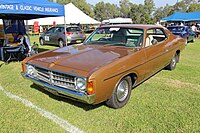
100 24 164 30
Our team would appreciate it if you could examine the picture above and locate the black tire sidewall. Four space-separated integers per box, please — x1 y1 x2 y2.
40 38 44 45
106 76 132 109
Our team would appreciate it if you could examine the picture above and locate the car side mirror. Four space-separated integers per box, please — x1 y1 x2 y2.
151 39 158 45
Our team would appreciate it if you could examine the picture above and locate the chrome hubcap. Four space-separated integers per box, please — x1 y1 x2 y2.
59 41 63 47
116 80 129 102
171 56 176 67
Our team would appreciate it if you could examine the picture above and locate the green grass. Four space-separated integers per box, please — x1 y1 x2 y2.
0 38 200 132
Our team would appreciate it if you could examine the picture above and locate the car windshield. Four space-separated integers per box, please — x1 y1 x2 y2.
168 27 185 33
84 27 144 48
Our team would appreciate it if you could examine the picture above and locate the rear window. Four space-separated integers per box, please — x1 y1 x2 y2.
67 27 81 32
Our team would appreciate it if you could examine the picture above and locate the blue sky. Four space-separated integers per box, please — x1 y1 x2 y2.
86 0 178 7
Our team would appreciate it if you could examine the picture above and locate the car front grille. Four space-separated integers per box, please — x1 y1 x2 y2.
35 66 76 90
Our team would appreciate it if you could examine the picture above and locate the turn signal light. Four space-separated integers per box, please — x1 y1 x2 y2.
22 63 25 72
87 82 94 95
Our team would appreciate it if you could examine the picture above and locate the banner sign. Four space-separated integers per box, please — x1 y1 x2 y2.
3 19 26 34
0 2 64 16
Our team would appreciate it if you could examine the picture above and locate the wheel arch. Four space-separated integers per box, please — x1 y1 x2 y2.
114 72 138 89
127 73 138 87
58 38 63 42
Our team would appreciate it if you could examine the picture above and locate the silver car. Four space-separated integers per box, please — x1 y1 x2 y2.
39 26 86 47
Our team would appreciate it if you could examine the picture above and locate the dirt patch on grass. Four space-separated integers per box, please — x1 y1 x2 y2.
149 77 200 89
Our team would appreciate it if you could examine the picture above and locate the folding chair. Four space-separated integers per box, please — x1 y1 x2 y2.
4 46 22 63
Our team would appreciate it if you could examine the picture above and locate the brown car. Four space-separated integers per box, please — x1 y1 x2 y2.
21 24 185 109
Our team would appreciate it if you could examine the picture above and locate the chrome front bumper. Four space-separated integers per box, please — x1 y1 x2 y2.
21 72 95 104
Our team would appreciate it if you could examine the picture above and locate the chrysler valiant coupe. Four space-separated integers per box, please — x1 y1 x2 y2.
21 24 185 109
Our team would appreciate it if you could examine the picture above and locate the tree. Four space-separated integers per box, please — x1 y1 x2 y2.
144 0 155 24
129 4 146 24
187 2 200 12
49 0 94 17
153 4 174 22
144 0 155 14
119 0 132 17
94 2 120 21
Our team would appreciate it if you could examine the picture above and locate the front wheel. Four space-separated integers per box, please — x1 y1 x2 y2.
106 76 132 109
191 37 195 43
39 38 44 45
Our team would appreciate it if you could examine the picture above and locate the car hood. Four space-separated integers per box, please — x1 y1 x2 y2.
28 44 136 76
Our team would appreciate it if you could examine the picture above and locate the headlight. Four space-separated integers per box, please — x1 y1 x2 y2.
26 65 37 76
76 77 86 91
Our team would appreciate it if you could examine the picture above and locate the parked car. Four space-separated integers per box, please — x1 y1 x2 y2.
22 24 185 109
39 26 86 47
167 26 195 43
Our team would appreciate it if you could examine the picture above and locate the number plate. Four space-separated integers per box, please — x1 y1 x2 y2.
44 36 49 41
76 40 81 43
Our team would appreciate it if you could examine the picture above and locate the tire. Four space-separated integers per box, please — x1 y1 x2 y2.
106 76 132 109
185 38 188 45
191 37 195 43
39 38 44 45
58 39 64 47
165 53 178 70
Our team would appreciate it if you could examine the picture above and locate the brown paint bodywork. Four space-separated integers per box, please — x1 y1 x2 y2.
22 24 185 104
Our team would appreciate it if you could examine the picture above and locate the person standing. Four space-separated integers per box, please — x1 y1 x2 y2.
17 33 31 54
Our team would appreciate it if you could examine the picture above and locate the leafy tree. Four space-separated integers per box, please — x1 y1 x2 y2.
130 4 146 24
187 2 200 12
94 2 120 21
49 0 94 17
172 0 198 12
153 4 174 22
119 0 132 17
144 0 155 24
144 0 155 14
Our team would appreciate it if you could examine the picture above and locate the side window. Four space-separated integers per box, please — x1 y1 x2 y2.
55 27 63 33
145 28 168 47
47 27 56 33
154 29 168 42
145 28 167 47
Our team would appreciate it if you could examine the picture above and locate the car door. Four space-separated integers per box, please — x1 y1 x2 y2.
144 28 169 78
44 27 56 44
51 27 64 45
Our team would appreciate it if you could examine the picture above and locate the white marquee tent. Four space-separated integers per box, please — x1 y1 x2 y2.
28 3 100 25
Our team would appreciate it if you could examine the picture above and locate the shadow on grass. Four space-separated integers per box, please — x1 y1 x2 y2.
0 63 4 67
30 83 105 111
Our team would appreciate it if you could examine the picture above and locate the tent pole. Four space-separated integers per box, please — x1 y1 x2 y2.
64 13 69 52
25 20 30 40
64 16 67 47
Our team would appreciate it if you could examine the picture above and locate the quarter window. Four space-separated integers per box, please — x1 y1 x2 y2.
145 28 167 47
